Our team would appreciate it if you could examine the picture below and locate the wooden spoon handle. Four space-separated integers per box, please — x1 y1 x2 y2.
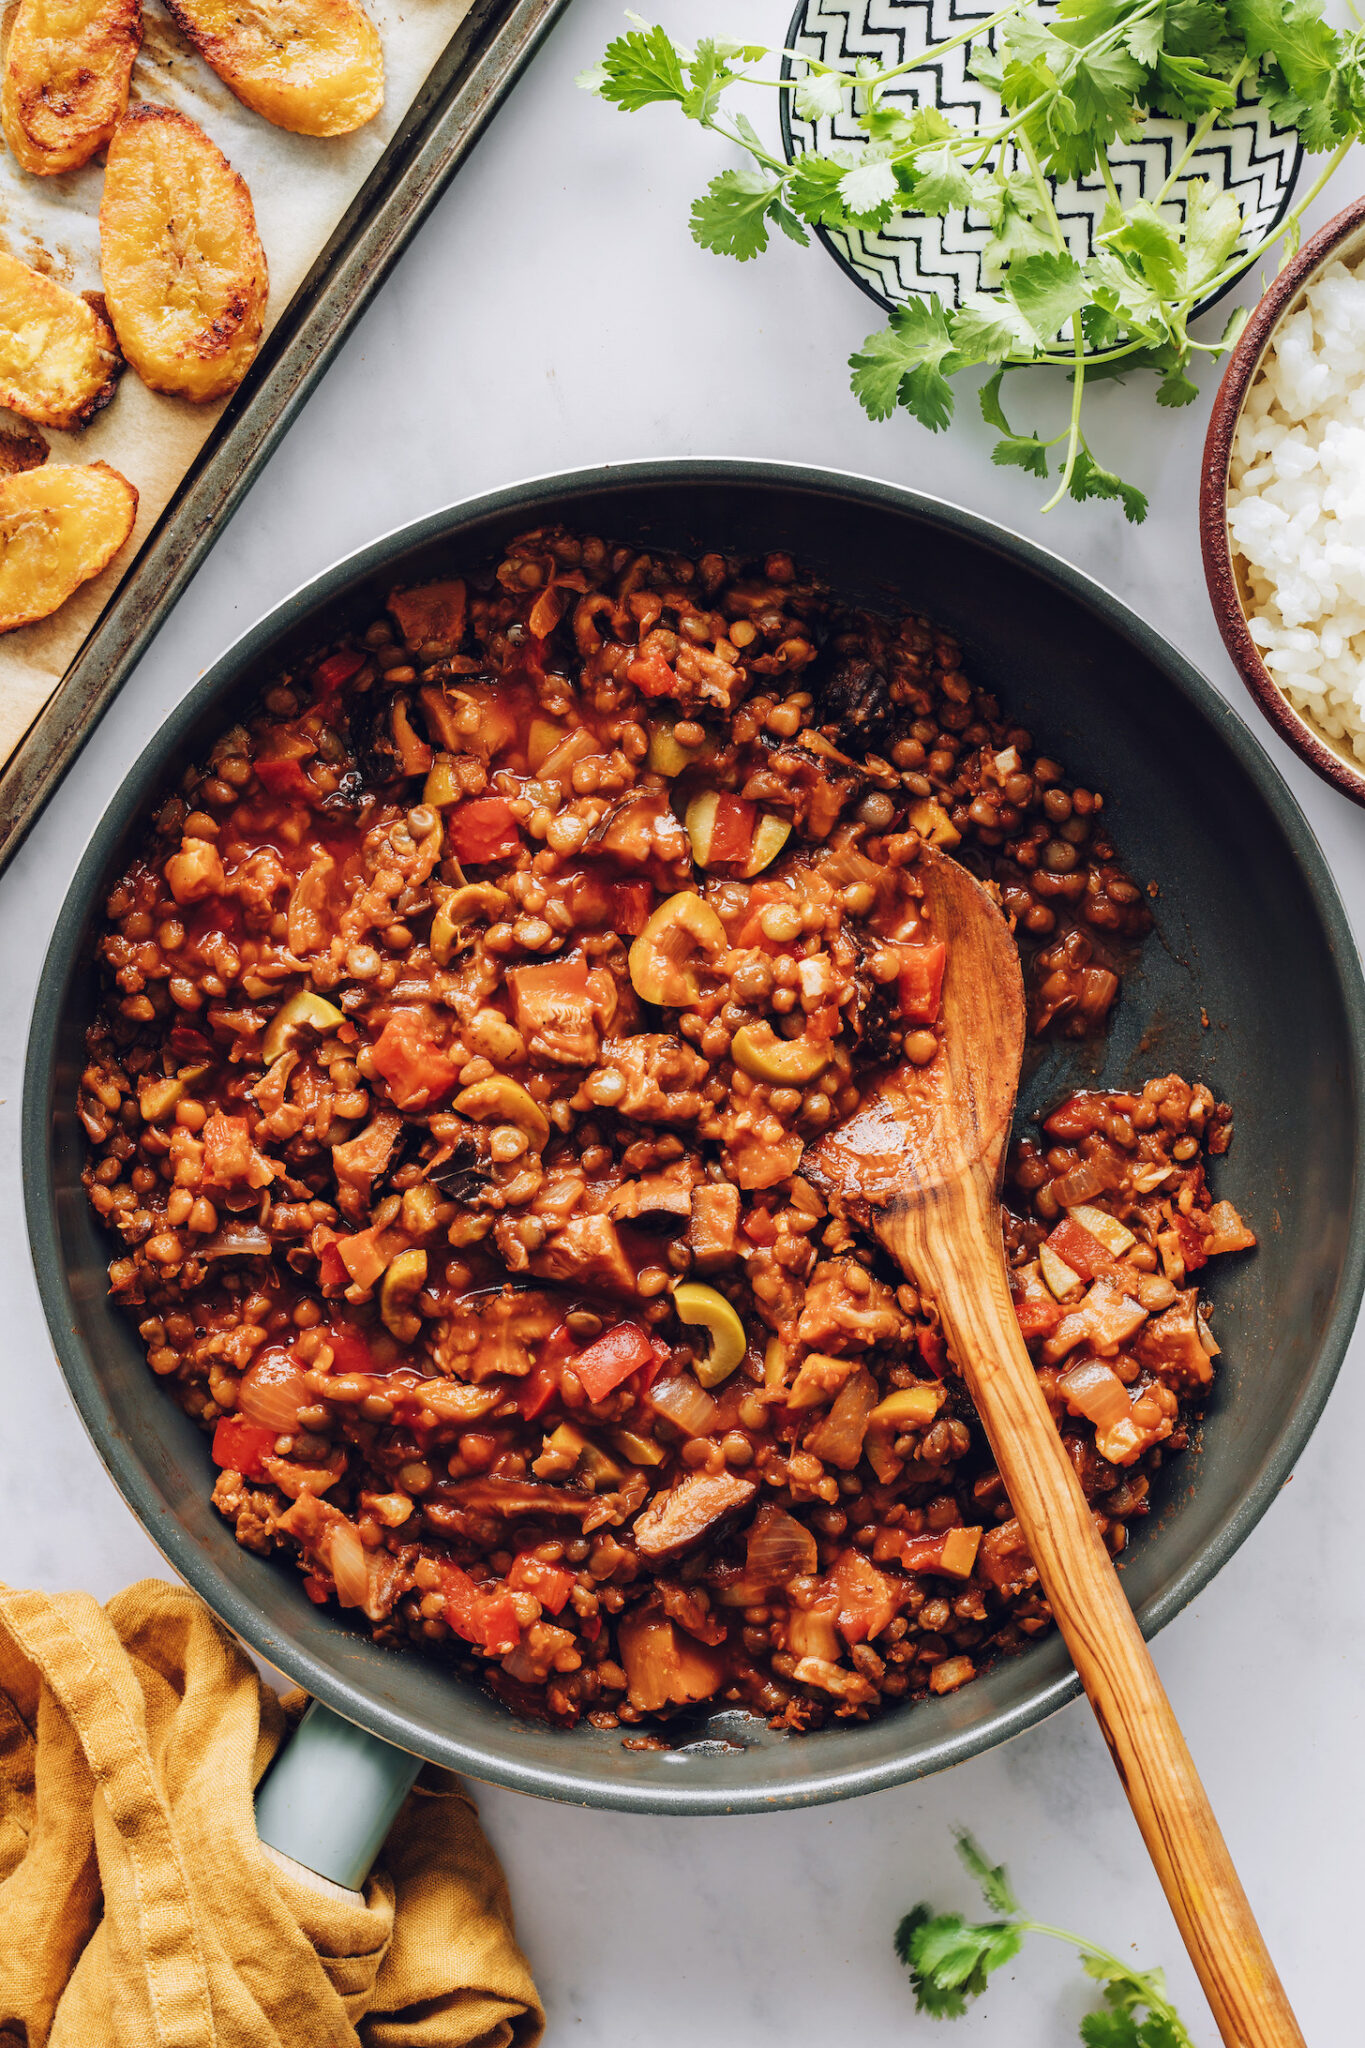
883 1169 1303 2048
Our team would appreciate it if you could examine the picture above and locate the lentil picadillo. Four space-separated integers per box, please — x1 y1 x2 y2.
78 530 1256 1732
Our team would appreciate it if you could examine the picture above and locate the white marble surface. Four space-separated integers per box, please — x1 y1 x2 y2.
2 5 1361 2040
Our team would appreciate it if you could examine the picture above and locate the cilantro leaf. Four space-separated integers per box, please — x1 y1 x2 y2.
905 142 975 216
682 40 734 123
731 110 767 155
598 21 689 110
1104 181 1240 306
954 1829 1020 1915
1107 203 1183 296
1148 50 1238 120
898 1908 1025 2017
969 43 1007 93
690 169 781 260
995 434 1052 476
1122 8 1164 67
1260 78 1340 150
849 298 957 428
769 200 810 247
1228 0 1342 101
892 1902 927 1969
1006 248 1089 342
794 68 847 121
1219 303 1250 353
838 153 898 220
1139 2017 1192 2048
1069 446 1148 521
1157 359 1198 404
787 152 854 226
1085 258 1171 343
1080 2012 1144 2048
979 366 1014 434
860 103 954 146
1182 177 1243 294
951 293 1041 363
1067 41 1146 132
981 181 1054 283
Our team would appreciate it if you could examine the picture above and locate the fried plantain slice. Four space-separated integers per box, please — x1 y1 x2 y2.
99 105 269 405
0 462 138 633
2 0 142 176
165 0 384 138
0 255 123 430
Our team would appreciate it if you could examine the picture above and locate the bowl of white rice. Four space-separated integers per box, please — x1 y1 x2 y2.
1202 194 1365 805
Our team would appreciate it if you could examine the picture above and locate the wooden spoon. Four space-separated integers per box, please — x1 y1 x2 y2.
805 846 1302 2048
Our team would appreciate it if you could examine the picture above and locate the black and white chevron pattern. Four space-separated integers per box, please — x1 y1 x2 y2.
779 0 1302 328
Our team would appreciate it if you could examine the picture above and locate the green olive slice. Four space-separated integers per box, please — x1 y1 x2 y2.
673 1280 747 1389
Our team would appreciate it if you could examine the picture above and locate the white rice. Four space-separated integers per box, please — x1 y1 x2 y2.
1226 253 1365 765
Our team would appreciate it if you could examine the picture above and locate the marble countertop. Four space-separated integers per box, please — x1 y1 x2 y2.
4 5 1361 2040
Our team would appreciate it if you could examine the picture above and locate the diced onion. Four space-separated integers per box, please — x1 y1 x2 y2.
326 1520 370 1609
1052 1160 1112 1207
649 1372 718 1438
1058 1359 1131 1431
745 1505 817 1587
238 1349 309 1433
201 1223 272 1259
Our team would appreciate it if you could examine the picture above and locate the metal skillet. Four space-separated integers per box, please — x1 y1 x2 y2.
23 461 1365 1823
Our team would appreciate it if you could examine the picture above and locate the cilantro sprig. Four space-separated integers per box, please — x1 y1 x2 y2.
581 3 1365 521
898 1831 1197 2043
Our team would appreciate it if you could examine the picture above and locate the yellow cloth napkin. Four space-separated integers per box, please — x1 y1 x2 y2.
0 1578 544 2048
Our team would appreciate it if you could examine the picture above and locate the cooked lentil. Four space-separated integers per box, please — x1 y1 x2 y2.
78 529 1254 1732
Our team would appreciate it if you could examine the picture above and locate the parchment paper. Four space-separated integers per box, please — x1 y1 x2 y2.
0 0 475 761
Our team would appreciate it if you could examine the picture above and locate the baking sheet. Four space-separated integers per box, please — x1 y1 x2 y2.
0 0 476 761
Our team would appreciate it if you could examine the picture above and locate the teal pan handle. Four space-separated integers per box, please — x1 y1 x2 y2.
254 1701 422 1891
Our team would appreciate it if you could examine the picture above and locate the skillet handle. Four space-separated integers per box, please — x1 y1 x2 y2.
254 1700 422 1891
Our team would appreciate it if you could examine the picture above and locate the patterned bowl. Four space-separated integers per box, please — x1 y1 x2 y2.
780 0 1301 328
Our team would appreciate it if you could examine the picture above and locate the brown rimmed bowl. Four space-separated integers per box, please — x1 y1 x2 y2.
24 460 1365 1812
1201 194 1365 806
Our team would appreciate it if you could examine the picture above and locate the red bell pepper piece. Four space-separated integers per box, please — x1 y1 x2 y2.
313 648 366 697
371 1010 458 1110
254 758 314 800
573 1321 654 1403
893 1533 950 1574
1043 1093 1111 1141
708 794 757 867
1174 1213 1209 1273
447 796 520 863
326 1326 377 1375
438 1563 521 1655
1045 1216 1113 1284
211 1417 276 1481
167 1025 215 1061
608 880 654 936
897 942 947 1025
516 1323 580 1419
1011 1290 1062 1341
625 643 677 696
507 1552 573 1614
916 1326 947 1376
516 1362 560 1422
316 1239 347 1290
